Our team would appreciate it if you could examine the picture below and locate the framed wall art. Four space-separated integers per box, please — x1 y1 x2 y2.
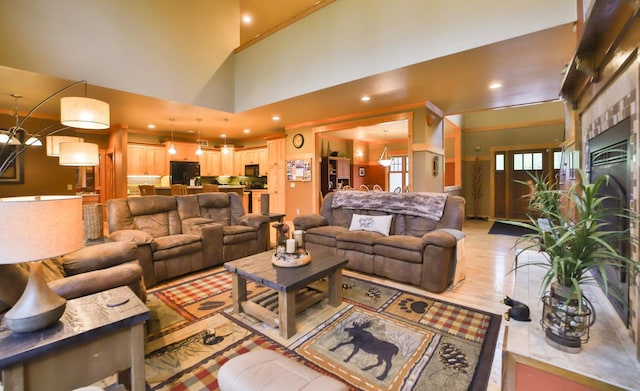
286 158 312 181
358 167 366 177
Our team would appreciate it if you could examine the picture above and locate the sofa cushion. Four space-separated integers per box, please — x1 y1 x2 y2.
374 235 424 264
151 233 201 256
222 225 258 244
336 230 381 254
305 226 348 247
348 214 393 236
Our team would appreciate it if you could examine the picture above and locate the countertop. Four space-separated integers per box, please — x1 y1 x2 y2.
502 251 640 390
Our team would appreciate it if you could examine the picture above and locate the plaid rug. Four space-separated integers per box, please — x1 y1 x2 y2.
145 269 500 391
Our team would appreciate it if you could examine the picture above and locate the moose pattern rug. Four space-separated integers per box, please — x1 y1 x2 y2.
144 269 500 391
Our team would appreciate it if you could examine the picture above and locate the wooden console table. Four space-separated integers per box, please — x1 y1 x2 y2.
502 258 640 390
0 286 150 391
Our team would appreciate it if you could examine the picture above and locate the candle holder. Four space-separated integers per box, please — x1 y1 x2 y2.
272 223 310 267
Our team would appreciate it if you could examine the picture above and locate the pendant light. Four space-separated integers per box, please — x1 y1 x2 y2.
378 129 392 167
195 118 203 156
221 118 229 154
168 118 177 155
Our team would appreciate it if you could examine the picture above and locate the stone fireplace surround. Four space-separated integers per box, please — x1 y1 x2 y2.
580 58 639 352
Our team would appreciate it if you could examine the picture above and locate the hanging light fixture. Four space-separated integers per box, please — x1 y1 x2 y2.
378 129 392 167
58 141 100 166
195 118 203 156
168 118 177 155
221 118 229 154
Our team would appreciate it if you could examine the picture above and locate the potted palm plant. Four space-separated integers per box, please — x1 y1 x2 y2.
509 169 638 352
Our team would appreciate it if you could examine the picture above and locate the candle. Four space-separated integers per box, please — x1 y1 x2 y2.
286 239 296 253
294 230 304 247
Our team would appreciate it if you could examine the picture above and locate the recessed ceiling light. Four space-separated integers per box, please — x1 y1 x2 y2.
147 124 156 129
221 133 226 138
489 82 502 89
272 115 280 121
361 96 371 102
243 128 251 133
242 14 252 24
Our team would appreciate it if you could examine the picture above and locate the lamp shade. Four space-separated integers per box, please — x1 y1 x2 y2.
59 141 100 166
378 146 392 167
60 97 110 130
46 135 83 156
0 195 83 263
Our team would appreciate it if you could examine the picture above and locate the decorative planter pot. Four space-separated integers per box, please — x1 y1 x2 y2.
540 282 595 353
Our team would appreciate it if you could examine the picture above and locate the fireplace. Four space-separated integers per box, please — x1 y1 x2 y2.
588 117 631 326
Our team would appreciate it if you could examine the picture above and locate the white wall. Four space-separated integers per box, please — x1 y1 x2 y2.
234 0 576 111
0 0 239 112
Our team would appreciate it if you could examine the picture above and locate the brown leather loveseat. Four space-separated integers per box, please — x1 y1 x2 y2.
0 241 145 313
106 192 269 287
294 191 465 293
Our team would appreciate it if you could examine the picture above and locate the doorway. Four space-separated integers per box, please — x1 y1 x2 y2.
492 146 560 220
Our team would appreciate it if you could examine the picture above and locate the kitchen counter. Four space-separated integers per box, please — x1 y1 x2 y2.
154 185 247 196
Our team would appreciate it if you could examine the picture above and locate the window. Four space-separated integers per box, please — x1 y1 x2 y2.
496 154 505 171
513 152 543 171
389 155 409 191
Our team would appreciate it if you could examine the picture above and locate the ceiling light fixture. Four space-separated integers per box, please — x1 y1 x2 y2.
148 124 156 129
361 96 371 102
195 118 203 156
378 129 392 167
168 118 177 155
222 118 229 154
242 14 252 24
489 82 502 89
272 115 280 121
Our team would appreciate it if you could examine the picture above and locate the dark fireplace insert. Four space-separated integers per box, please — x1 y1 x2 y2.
588 117 631 326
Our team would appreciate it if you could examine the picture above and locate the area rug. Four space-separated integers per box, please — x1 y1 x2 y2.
488 221 535 236
144 269 501 391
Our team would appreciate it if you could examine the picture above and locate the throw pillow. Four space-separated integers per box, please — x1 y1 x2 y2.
348 214 393 236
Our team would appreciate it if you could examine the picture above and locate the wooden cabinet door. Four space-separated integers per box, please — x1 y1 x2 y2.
234 150 246 176
147 145 166 176
127 145 146 175
220 148 234 175
257 148 268 175
199 150 221 176
267 139 285 166
268 165 285 213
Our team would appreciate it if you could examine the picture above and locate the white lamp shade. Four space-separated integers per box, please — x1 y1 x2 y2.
60 97 110 130
59 142 100 166
46 135 83 156
0 195 83 263
0 130 21 145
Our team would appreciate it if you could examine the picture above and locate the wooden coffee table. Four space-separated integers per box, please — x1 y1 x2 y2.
224 251 348 338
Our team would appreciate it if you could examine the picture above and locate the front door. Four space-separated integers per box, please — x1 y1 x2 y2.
494 148 560 220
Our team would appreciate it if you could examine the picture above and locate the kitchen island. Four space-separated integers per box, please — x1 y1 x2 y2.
155 185 245 196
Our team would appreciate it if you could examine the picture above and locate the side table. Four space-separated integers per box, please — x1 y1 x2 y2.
0 286 150 391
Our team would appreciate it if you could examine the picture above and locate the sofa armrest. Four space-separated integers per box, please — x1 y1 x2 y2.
182 217 216 235
420 229 457 248
61 241 138 276
109 229 154 246
293 214 328 231
49 262 146 302
237 213 270 230
199 223 225 266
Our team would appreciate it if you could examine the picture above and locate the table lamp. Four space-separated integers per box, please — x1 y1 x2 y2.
0 195 83 332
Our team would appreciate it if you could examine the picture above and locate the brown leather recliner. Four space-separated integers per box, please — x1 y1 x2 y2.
0 241 146 313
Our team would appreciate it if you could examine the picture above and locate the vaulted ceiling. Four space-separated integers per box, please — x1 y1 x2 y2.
0 1 576 144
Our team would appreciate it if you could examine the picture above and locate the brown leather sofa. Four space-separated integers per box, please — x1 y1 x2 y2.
106 193 269 287
0 241 145 313
293 191 465 293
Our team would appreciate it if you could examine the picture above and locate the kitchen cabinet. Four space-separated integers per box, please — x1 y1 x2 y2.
127 144 166 176
166 141 198 162
199 149 221 176
220 148 234 175
234 148 268 176
267 139 285 213
321 157 351 196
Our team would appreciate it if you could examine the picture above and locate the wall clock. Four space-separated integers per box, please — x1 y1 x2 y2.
292 133 304 148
